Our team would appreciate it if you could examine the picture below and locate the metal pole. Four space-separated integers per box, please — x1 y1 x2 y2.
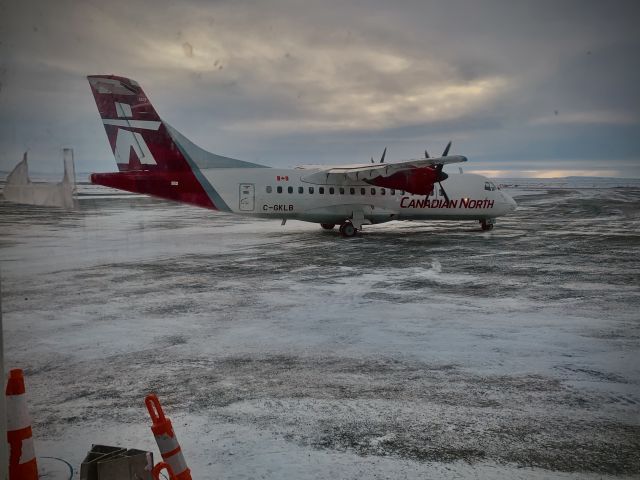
0 270 8 479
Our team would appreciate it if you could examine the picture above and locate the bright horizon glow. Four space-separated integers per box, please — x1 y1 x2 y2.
467 169 628 178
4 165 638 181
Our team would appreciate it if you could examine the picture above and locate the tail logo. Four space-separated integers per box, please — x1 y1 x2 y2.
103 102 161 166
114 129 158 166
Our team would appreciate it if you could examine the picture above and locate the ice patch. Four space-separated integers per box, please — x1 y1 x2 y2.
1 181 640 477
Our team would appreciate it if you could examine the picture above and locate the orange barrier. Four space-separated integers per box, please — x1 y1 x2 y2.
6 369 39 480
145 394 192 480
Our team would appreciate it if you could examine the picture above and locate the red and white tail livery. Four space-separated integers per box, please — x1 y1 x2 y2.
88 75 516 236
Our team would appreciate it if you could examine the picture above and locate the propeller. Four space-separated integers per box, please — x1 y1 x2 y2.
434 141 452 202
437 180 450 203
422 141 451 159
442 140 451 156
370 147 387 164
435 162 450 203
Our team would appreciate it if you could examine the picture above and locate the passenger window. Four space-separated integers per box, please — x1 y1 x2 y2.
360 188 366 195
309 187 314 194
277 186 282 193
288 186 293 194
350 188 355 194
381 188 386 195
401 190 405 195
266 186 272 193
371 188 376 195
329 187 335 194
298 186 304 194
319 187 325 194
391 189 396 195
339 187 345 194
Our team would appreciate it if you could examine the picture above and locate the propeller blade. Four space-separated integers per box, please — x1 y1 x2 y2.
442 141 451 157
425 149 430 159
380 147 387 164
438 182 450 203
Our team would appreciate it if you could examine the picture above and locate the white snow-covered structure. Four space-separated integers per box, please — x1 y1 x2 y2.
3 149 77 209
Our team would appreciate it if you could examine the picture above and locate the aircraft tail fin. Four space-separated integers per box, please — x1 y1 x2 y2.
87 75 266 210
87 75 184 173
87 75 267 172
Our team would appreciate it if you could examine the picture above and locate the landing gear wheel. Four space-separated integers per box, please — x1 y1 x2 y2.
480 220 494 231
340 222 357 237
320 223 336 230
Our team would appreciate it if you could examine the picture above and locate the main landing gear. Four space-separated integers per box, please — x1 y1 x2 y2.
480 219 494 231
320 221 358 237
339 221 357 237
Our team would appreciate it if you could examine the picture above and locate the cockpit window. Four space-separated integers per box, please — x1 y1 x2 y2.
484 182 491 191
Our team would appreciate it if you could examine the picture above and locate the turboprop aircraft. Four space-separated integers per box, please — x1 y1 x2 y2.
88 75 517 237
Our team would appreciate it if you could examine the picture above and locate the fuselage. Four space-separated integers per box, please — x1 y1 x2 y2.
201 168 517 225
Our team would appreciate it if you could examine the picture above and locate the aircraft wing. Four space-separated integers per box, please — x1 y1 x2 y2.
301 155 467 183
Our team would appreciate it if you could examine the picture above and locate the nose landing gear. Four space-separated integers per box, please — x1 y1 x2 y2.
480 219 494 231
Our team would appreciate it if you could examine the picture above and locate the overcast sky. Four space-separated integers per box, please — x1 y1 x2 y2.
1 0 639 177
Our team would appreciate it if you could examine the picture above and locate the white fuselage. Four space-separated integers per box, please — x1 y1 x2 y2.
201 168 517 226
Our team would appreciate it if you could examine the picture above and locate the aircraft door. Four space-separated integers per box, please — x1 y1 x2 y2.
239 183 255 211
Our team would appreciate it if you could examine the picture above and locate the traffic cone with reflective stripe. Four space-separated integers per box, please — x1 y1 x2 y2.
152 461 176 480
6 369 39 480
145 394 192 480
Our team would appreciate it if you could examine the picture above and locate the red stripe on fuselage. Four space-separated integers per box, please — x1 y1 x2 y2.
91 171 216 210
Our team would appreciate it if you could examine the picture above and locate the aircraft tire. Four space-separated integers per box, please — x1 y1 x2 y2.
321 223 336 230
341 222 357 237
480 220 494 231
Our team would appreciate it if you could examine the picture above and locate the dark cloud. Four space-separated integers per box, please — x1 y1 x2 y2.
1 0 638 177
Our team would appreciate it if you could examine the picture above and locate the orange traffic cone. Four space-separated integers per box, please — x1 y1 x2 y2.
6 369 39 480
145 394 192 480
152 461 177 480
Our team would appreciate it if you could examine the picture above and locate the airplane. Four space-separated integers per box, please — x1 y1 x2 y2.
87 75 517 237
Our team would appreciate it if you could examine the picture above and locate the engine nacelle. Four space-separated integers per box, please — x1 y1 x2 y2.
365 167 440 195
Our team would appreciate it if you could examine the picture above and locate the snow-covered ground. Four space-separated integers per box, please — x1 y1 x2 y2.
1 179 639 479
